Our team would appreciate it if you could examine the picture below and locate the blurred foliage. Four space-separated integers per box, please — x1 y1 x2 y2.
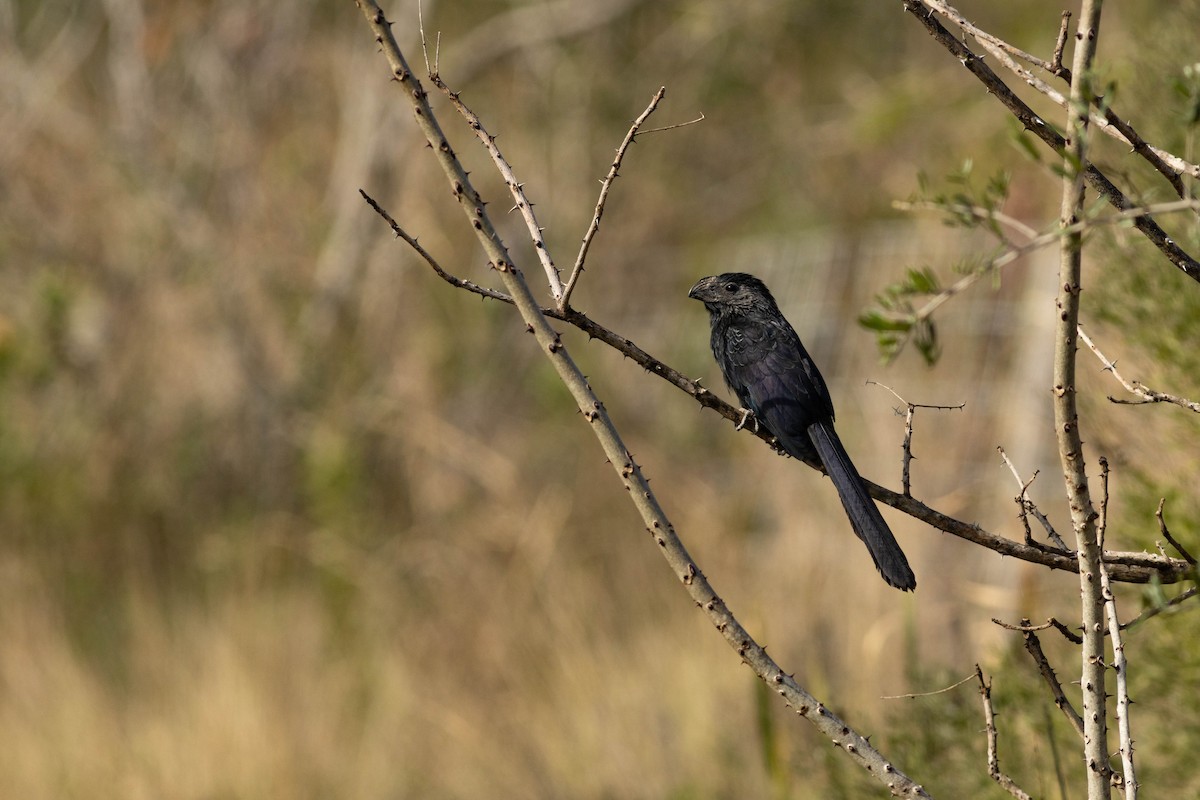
1 0 1200 797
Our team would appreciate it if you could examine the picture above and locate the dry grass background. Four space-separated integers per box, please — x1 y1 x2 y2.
2 0 1199 797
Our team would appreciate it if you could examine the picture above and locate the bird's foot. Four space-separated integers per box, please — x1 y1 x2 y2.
734 408 759 432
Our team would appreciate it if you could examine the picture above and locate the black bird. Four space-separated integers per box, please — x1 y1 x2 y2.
689 272 916 591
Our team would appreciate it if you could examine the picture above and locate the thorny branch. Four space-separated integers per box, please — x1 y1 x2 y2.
918 0 1199 194
1098 459 1138 798
1078 326 1200 413
1013 621 1086 737
975 665 1035 800
902 0 1200 284
561 87 667 310
1056 3 1111 795
867 381 964 497
997 445 1067 550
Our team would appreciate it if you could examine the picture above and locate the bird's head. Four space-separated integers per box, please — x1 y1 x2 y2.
687 272 779 316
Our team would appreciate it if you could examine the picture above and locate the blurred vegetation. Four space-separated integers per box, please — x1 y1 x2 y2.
1 0 1198 797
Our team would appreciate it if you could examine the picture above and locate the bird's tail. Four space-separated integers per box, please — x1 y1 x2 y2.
808 421 916 591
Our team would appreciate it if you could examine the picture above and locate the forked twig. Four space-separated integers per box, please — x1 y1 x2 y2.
1078 326 1200 413
868 381 964 497
561 87 668 310
997 446 1067 550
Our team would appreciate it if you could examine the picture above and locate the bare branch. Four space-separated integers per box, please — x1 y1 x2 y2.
920 0 1196 195
561 87 667 310
639 113 706 135
902 0 1200 283
1016 623 1086 737
1078 326 1200 413
881 671 976 700
1155 498 1197 565
867 381 964 497
428 76 566 301
1098 459 1138 798
993 616 1083 644
997 445 1067 549
975 665 1035 800
359 189 514 304
1121 586 1198 631
1051 11 1071 76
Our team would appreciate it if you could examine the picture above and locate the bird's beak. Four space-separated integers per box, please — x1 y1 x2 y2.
688 276 716 301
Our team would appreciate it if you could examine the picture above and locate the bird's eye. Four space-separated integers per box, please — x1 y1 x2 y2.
723 282 738 293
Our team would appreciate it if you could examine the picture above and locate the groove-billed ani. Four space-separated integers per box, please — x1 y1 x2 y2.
689 273 916 591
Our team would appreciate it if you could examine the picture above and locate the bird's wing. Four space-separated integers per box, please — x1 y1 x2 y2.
721 319 834 433
719 319 833 466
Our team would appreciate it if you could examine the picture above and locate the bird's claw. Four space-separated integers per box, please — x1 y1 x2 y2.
735 408 759 432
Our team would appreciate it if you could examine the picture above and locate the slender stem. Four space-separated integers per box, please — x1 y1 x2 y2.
975 665 1035 800
1097 459 1138 798
1054 3 1110 795
560 87 666 310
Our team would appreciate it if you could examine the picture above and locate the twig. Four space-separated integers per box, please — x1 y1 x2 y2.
1051 11 1070 76
639 113 705 135
429 77 566 302
892 199 1038 240
560 87 667 310
446 0 643 85
1121 586 1198 631
881 671 976 699
359 190 515 304
992 616 1082 644
867 381 964 497
1078 326 1200 413
1016 623 1086 738
902 0 1200 284
996 446 1067 549
1155 498 1197 565
415 0 439 76
975 665 1035 800
1098 458 1138 798
1057 5 1112 795
353 4 931 795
